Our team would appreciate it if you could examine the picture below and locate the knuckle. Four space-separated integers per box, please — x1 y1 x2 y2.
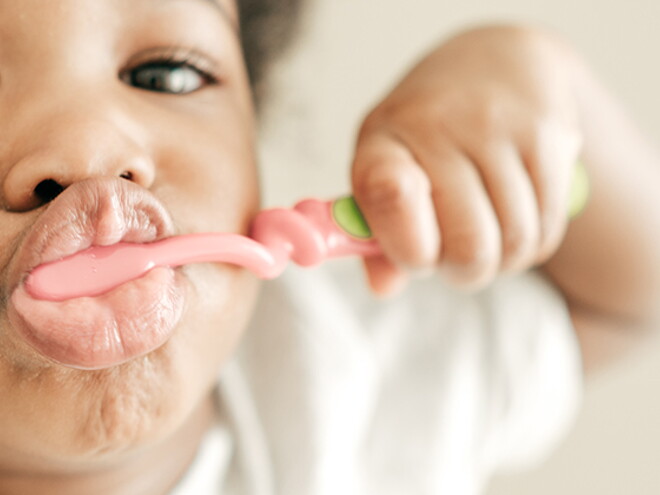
537 214 567 262
527 117 583 171
364 93 451 136
540 115 582 144
474 104 501 134
501 224 537 269
400 234 439 269
355 170 408 212
358 109 386 140
359 100 414 136
444 228 500 277
355 163 427 213
396 248 435 271
468 91 510 138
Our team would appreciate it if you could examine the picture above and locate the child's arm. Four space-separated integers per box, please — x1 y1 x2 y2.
542 37 660 371
350 25 660 372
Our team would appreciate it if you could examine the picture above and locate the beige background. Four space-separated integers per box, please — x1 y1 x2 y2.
258 0 660 493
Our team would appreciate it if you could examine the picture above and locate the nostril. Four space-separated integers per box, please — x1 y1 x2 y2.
119 171 133 181
34 179 65 204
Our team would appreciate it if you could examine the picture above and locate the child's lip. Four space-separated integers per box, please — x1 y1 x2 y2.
5 177 188 369
8 177 176 290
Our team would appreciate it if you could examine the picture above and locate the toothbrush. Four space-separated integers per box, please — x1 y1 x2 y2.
26 162 590 302
26 197 380 301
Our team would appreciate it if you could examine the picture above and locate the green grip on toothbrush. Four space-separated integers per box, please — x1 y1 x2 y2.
568 161 589 218
332 197 372 239
332 161 589 238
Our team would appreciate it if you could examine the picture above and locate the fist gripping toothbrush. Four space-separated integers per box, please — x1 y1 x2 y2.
26 162 590 302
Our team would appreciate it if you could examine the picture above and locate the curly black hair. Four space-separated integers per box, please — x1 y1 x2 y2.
238 0 306 105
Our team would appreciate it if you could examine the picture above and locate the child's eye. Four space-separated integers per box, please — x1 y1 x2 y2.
122 61 215 95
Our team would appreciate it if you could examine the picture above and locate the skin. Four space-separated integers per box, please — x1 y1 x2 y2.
0 0 259 493
0 4 658 495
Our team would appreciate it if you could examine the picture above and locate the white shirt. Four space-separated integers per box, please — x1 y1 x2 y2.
173 261 582 494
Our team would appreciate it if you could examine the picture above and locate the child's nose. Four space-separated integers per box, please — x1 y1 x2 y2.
2 117 155 212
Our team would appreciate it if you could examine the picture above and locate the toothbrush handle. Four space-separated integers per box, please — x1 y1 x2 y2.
250 197 380 271
299 196 381 258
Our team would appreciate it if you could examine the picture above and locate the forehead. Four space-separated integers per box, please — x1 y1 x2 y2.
0 0 240 54
0 0 237 30
0 0 247 91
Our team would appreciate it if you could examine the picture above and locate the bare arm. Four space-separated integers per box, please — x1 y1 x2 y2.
543 45 660 371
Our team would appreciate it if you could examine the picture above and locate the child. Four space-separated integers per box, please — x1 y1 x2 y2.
0 0 658 494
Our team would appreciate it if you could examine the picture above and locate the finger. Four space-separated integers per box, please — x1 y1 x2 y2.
410 136 502 289
522 120 583 262
363 254 409 297
352 130 440 269
469 142 541 272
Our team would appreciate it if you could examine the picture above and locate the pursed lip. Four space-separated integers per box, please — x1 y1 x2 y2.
7 177 176 293
5 177 188 370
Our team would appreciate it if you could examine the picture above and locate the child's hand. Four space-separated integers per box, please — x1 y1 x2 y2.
351 26 583 295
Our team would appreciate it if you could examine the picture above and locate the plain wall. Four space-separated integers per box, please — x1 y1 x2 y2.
258 0 660 493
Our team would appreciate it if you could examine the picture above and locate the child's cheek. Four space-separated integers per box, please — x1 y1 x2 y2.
154 137 259 235
0 212 38 300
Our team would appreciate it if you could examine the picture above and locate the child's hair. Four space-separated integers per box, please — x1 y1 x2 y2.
238 0 305 105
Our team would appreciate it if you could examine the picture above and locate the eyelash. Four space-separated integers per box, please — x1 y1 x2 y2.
121 49 222 94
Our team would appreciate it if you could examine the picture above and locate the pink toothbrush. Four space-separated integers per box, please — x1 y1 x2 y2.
25 197 380 301
25 163 590 302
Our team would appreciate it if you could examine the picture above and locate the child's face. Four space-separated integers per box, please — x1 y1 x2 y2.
0 0 259 463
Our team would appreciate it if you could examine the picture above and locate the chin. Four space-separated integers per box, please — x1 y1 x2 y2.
0 330 201 463
0 266 258 462
25 343 191 460
69 345 189 457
